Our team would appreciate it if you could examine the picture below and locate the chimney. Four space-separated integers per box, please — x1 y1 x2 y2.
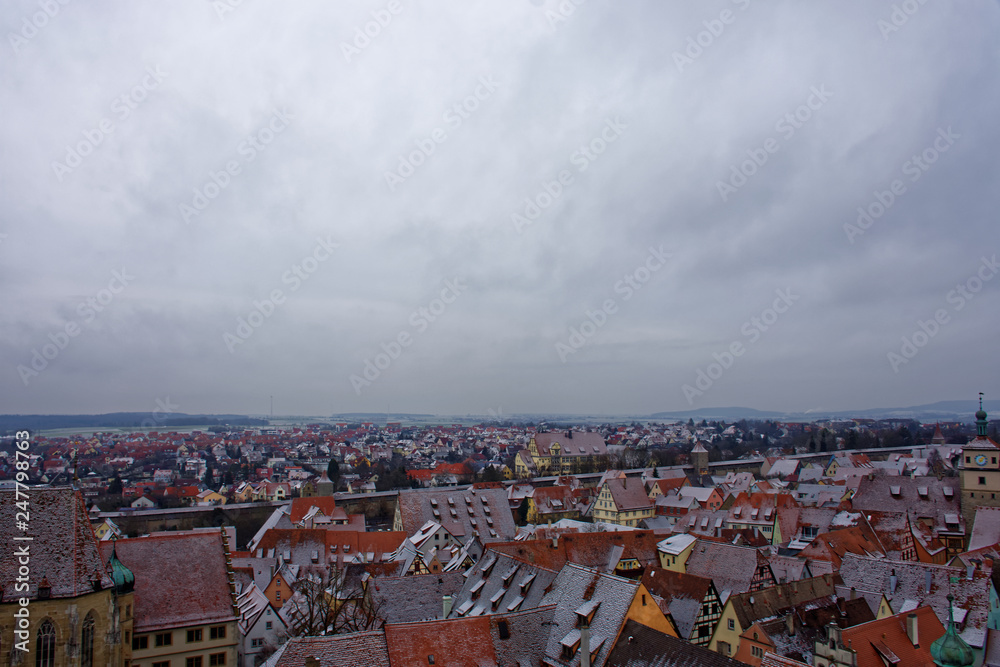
581 622 591 667
967 564 975 581
785 612 796 637
850 586 856 601
906 613 919 647
889 569 897 595
442 595 452 619
925 570 932 594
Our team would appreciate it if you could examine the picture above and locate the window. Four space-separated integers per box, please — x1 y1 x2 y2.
498 620 510 640
981 477 987 485
752 646 764 658
81 612 96 667
125 631 131 645
265 622 272 630
275 590 281 603
187 629 203 643
155 633 172 647
133 636 148 651
36 619 55 667
210 626 226 640
186 658 203 667
717 641 731 656
209 653 226 666
728 619 735 630
126 604 132 618
251 638 264 648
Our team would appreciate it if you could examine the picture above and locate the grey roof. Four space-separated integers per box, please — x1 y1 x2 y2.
448 551 558 619
396 486 517 542
684 541 770 601
851 474 964 536
605 619 747 667
838 553 990 648
491 605 557 667
539 563 640 667
369 572 467 624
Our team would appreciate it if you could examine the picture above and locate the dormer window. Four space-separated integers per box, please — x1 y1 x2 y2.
575 599 600 626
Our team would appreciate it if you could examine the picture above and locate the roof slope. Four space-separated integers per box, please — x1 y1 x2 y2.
384 616 497 666
486 530 660 573
369 572 466 624
396 486 516 542
640 568 715 640
101 530 237 632
839 605 944 667
0 487 113 601
605 619 747 667
272 630 390 667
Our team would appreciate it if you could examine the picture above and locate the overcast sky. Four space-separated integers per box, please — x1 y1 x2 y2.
2 1 998 417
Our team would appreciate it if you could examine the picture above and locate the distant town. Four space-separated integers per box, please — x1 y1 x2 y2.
2 407 999 667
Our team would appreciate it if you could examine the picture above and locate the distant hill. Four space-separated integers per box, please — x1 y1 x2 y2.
650 399 1000 422
0 413 268 433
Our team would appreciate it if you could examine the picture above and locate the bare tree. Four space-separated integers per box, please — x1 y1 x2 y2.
282 564 385 636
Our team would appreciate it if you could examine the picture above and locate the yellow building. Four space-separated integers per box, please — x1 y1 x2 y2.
0 488 132 667
960 404 1000 531
592 476 654 527
515 431 608 477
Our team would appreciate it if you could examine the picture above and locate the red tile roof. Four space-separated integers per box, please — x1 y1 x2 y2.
838 605 944 667
100 530 237 633
288 497 339 524
384 616 497 666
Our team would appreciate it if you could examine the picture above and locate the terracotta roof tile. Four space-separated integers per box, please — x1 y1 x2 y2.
100 530 237 632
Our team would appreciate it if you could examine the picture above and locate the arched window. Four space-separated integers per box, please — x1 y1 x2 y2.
81 613 96 667
36 619 56 667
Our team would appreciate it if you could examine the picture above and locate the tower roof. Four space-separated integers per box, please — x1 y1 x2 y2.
931 595 975 667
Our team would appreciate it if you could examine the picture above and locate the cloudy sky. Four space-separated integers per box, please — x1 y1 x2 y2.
2 1 998 417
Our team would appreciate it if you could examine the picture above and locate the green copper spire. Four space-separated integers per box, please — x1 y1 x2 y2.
930 594 974 667
976 393 989 437
107 541 135 594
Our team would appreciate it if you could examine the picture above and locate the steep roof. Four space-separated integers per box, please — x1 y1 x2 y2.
486 530 660 573
102 530 237 633
0 487 113 601
448 551 558 618
539 563 642 667
396 486 516 542
605 619 746 667
369 572 466 624
604 476 654 512
640 568 716 640
838 554 990 649
684 541 772 601
533 431 607 457
288 496 339 524
728 574 841 631
839 605 944 667
384 615 497 666
271 630 390 667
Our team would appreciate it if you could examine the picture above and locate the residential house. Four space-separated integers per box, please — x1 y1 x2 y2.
684 541 777 603
593 475 655 527
710 574 841 660
515 430 608 477
236 583 286 667
640 567 724 647
605 619 747 667
813 605 945 667
526 485 582 524
104 529 239 667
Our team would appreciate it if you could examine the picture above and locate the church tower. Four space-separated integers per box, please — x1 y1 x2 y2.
960 394 1000 533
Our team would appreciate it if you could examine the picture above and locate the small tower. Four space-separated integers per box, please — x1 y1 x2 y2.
960 394 1000 533
691 441 709 478
930 594 974 667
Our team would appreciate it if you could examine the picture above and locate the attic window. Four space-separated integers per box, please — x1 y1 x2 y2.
448 497 455 506
470 519 478 527
502 567 518 588
467 507 475 516
432 509 440 519
917 487 928 499
428 655 434 665
430 499 438 507
311 550 319 563
764 509 773 520
470 579 486 598
506 595 524 612
943 488 954 499
734 508 742 518
484 506 491 515
700 518 709 529
560 630 582 660
520 573 536 593
486 517 494 527
890 486 901 497
343 545 350 553
282 550 291 560
751 509 759 520
455 600 474 616
490 589 505 610
450 509 458 518
465 496 472 505
576 599 600 625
